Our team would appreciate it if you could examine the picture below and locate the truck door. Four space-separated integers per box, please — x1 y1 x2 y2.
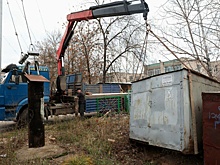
4 71 28 107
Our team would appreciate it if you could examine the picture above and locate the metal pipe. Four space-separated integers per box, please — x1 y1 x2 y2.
188 71 198 154
89 1 129 10
63 22 78 51
61 57 65 76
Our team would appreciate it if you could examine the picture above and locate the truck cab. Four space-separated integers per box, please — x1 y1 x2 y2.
0 64 50 122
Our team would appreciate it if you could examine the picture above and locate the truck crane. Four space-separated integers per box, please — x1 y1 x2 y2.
55 0 149 93
0 0 149 124
50 0 149 118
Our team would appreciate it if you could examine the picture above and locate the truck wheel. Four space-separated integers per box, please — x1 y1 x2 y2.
16 107 29 128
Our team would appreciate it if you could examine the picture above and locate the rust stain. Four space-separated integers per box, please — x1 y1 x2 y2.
25 74 49 82
182 136 194 154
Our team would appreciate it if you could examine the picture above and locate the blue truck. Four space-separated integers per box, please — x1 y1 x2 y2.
0 63 81 126
0 64 50 125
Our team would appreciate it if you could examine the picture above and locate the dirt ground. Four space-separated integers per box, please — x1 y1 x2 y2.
0 114 203 165
14 140 203 165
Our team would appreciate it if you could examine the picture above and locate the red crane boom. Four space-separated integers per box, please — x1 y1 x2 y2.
56 0 149 76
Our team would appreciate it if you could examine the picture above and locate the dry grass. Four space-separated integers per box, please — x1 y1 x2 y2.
0 114 203 165
61 155 94 165
50 114 129 164
0 114 131 165
0 127 27 164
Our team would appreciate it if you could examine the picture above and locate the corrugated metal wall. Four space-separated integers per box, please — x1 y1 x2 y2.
83 84 100 94
102 84 121 93
85 99 97 113
66 73 82 84
66 74 121 94
83 84 121 94
66 76 125 113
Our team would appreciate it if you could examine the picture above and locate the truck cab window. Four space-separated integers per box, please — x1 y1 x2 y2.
10 74 17 83
10 73 27 83
1 72 9 84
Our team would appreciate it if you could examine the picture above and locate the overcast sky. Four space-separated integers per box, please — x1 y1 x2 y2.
1 0 165 68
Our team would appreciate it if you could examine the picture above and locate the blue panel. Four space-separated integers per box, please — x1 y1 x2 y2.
0 107 5 120
83 84 100 93
4 83 28 106
66 73 82 84
102 84 120 93
66 74 76 84
85 99 97 113
0 96 4 106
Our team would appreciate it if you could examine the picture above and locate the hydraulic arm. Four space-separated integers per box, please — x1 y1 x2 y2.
57 0 149 76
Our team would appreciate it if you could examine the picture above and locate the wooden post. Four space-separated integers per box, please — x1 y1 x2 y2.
25 74 49 148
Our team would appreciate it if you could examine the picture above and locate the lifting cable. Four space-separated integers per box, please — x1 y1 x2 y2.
146 24 189 69
139 21 149 78
35 0 47 33
21 0 33 47
135 20 149 80
6 0 23 53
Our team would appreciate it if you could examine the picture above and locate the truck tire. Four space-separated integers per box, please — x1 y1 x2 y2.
16 107 29 128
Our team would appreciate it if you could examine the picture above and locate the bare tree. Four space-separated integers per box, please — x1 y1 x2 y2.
37 0 149 85
157 0 220 77
96 13 147 82
67 21 102 84
36 30 61 91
